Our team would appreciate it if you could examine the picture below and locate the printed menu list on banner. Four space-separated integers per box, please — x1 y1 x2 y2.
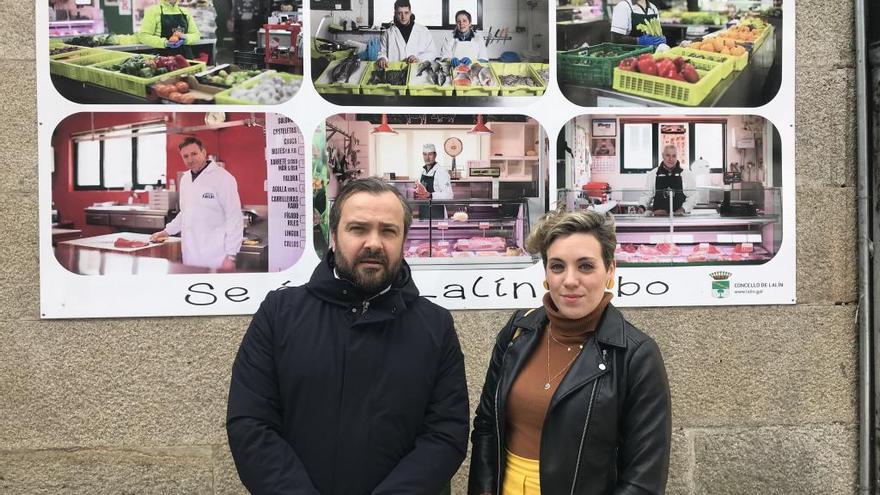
266 114 306 272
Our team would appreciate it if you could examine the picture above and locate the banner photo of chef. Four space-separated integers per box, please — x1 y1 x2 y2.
556 0 783 108
310 0 550 106
557 113 794 305
48 112 306 280
48 0 304 105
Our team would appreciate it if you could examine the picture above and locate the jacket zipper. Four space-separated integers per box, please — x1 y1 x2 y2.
569 344 607 495
361 300 370 314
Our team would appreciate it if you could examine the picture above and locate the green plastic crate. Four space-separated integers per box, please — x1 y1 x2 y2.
489 62 545 96
314 57 366 94
53 50 130 82
360 61 410 96
557 43 652 87
89 55 206 97
214 71 303 104
611 55 727 106
407 61 454 96
656 48 734 81
670 44 747 71
452 63 500 96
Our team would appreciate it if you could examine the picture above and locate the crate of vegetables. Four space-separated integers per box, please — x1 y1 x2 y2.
612 53 727 106
490 63 546 96
52 50 130 82
360 61 410 96
214 71 303 105
90 54 206 97
195 64 265 88
315 54 368 95
662 47 735 78
557 43 652 87
683 39 749 70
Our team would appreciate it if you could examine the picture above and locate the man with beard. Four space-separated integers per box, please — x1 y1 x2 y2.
377 0 437 69
227 177 469 494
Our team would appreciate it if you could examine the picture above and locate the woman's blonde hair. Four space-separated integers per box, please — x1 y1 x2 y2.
525 209 617 268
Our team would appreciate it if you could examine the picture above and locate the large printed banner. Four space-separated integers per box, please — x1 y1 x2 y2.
38 1 794 317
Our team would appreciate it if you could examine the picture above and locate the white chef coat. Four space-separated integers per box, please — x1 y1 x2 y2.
377 22 438 63
165 161 244 268
638 164 697 213
421 163 454 200
440 31 489 61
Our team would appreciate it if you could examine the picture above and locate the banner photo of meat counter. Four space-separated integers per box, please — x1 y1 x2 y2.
310 0 550 106
48 0 304 105
41 112 315 318
557 113 794 305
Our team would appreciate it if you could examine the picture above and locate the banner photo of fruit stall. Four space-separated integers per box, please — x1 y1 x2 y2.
48 0 304 105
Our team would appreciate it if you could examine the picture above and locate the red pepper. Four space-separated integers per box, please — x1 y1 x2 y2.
637 59 658 76
618 57 637 71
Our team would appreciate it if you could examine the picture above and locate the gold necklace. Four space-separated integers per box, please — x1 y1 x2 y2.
549 331 584 352
545 325 583 391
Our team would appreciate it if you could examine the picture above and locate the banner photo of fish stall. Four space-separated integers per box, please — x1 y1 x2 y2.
310 1 550 106
48 0 305 105
556 113 795 305
40 111 317 318
556 0 784 108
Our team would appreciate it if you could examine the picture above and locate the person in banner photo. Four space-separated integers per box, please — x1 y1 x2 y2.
138 0 201 58
638 144 697 216
150 137 243 270
440 10 489 63
609 0 663 45
414 143 453 200
468 208 671 495
227 177 469 495
377 0 438 69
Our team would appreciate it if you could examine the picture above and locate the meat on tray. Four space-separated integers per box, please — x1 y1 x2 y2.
638 244 660 255
692 242 721 254
114 237 149 248
455 237 507 251
619 243 639 253
407 241 450 257
656 243 681 255
733 242 754 254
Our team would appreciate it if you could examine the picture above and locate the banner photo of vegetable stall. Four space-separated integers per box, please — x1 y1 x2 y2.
48 0 304 105
556 1 784 108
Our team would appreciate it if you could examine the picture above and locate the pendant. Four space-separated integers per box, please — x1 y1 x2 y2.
543 382 551 390
566 346 572 352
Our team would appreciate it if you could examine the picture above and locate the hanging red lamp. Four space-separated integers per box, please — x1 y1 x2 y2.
468 114 493 134
372 114 398 134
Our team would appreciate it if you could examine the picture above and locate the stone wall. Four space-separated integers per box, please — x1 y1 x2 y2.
0 1 859 493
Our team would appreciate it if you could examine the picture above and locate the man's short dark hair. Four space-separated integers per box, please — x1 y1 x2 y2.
179 136 204 150
329 177 413 237
394 0 411 10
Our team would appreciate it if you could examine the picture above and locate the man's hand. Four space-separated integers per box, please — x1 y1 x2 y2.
377 58 388 69
406 55 418 63
166 39 185 49
652 209 669 217
221 256 236 271
150 230 169 242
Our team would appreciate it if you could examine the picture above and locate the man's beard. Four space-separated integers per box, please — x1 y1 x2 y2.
335 247 402 294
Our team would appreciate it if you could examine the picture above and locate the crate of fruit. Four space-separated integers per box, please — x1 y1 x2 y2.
360 61 410 96
52 50 130 82
214 71 303 105
557 43 652 87
490 62 546 96
662 47 736 78
89 54 206 97
684 39 749 70
196 65 265 88
529 62 550 86
452 63 500 96
314 55 367 95
407 60 454 96
612 53 727 106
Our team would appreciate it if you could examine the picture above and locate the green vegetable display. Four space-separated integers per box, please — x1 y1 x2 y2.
635 18 663 36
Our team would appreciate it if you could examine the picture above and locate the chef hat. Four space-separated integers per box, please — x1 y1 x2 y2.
423 144 436 153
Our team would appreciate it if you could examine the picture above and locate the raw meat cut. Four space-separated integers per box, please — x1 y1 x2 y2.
656 243 681 255
638 244 659 255
733 242 754 254
455 237 507 251
114 238 149 248
692 242 720 254
620 243 639 253
687 253 708 262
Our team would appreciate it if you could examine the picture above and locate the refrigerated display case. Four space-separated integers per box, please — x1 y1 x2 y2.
404 198 537 269
559 187 782 266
